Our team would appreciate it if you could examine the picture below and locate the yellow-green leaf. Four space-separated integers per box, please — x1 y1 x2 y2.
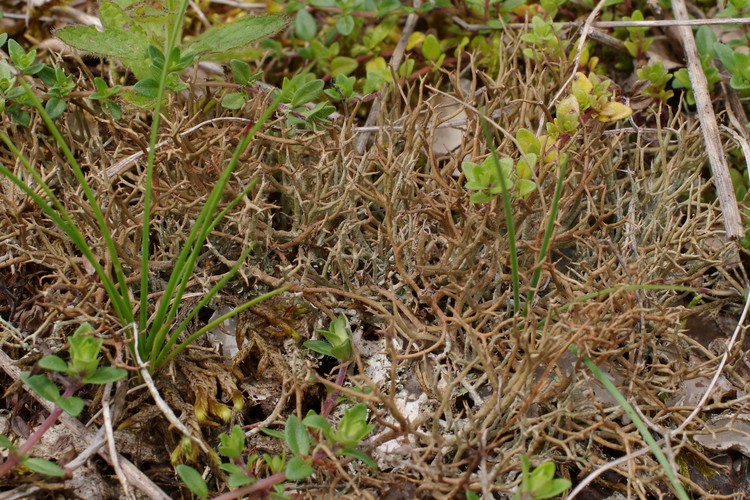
596 101 633 122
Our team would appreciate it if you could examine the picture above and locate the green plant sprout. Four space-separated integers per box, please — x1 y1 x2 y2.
178 398 376 497
636 61 674 103
714 42 750 93
513 455 571 500
0 323 127 478
521 16 564 61
622 10 653 60
461 154 537 203
304 314 355 417
672 26 721 106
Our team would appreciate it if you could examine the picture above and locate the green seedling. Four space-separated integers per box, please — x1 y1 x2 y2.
521 16 564 61
623 10 653 60
304 314 353 360
462 155 537 203
89 76 123 119
304 314 354 416
179 404 376 498
324 73 358 101
636 61 674 103
274 72 335 130
672 26 721 106
513 455 571 500
714 42 750 93
0 322 127 478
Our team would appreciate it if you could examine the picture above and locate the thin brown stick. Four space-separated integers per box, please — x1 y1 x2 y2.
672 0 743 239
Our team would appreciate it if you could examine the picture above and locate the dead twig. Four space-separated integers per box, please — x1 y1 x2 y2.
671 0 743 239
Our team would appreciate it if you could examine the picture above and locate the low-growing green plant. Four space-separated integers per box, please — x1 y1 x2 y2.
714 41 750 93
513 455 571 500
622 10 653 61
178 404 376 498
718 0 750 18
636 61 674 103
0 322 127 478
0 6 290 378
461 153 537 203
672 26 721 106
521 16 564 62
178 315 375 498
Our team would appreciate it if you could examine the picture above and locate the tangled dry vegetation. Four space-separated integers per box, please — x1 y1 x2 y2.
2 4 750 500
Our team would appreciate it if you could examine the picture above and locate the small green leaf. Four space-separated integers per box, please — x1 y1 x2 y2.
134 78 160 98
183 15 287 58
101 100 122 120
21 373 61 403
261 427 286 439
230 59 251 85
227 471 255 488
516 128 540 155
336 15 355 36
285 415 310 457
302 411 332 435
45 97 66 120
340 448 378 469
695 25 717 58
291 79 324 106
285 456 313 480
176 465 209 499
38 355 69 373
516 179 536 198
0 435 17 450
82 366 127 384
57 396 85 416
218 425 246 458
715 43 736 75
295 9 317 41
422 34 442 61
23 457 65 477
55 25 150 67
219 462 245 476
303 339 334 357
7 104 31 127
534 478 572 499
330 56 358 77
221 92 246 110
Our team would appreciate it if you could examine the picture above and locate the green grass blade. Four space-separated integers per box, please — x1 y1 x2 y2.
0 161 131 321
158 285 290 367
15 81 134 325
576 351 689 500
524 154 568 317
152 243 254 370
146 95 282 366
139 0 193 334
145 179 258 361
480 117 520 315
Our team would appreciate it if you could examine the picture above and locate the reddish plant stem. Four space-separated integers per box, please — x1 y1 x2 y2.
212 471 286 500
0 382 80 477
321 364 348 418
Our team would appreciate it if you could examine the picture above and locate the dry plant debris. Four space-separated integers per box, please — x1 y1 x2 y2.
2 1 750 498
